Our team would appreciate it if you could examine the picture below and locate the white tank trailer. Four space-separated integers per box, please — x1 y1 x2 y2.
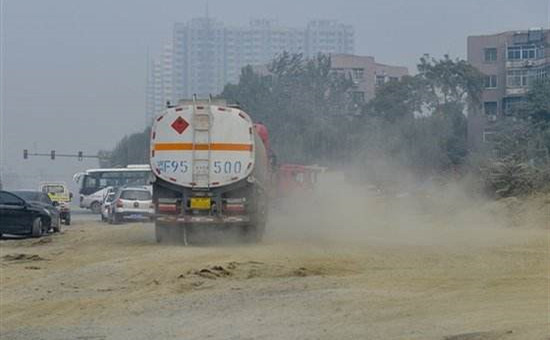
149 98 270 244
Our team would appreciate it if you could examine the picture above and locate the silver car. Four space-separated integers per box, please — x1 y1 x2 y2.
107 187 154 224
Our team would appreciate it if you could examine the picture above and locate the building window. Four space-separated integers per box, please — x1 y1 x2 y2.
508 46 521 60
507 45 543 60
484 75 498 89
522 46 536 59
375 75 385 86
506 69 529 87
352 68 364 81
484 101 498 115
484 48 497 62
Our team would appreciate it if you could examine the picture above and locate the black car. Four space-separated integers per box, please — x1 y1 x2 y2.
11 190 62 233
0 190 53 237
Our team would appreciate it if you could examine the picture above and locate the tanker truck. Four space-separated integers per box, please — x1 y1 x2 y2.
149 98 270 244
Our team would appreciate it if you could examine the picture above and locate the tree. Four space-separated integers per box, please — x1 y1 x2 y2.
357 55 483 176
222 52 354 163
477 78 550 197
103 127 151 167
520 78 550 123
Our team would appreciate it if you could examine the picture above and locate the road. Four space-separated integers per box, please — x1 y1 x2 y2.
0 186 549 340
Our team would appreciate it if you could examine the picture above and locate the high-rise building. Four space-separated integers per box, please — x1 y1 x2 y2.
146 43 174 124
173 18 226 102
467 28 550 148
146 18 354 123
305 20 354 57
170 18 354 99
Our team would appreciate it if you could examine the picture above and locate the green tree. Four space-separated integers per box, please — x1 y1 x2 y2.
477 78 550 197
358 55 483 176
222 52 354 163
103 127 151 167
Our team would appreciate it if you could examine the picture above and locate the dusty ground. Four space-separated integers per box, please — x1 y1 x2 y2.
0 182 549 340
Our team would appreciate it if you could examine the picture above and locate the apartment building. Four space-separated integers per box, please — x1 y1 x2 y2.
145 43 174 124
172 18 353 98
467 28 550 148
330 54 408 103
146 18 354 123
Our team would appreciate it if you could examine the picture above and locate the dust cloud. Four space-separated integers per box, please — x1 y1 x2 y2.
266 167 548 248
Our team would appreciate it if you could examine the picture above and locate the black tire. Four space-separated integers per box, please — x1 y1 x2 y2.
90 201 102 214
243 223 265 243
31 218 43 238
53 216 62 232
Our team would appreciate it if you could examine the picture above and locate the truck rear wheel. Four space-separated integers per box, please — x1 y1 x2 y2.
155 222 181 243
243 223 265 243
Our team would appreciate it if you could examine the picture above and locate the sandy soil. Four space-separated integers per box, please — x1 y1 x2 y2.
0 187 549 339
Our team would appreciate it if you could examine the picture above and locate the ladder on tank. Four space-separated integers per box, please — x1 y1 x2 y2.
191 95 213 186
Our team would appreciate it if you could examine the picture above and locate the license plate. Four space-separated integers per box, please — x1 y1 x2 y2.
190 197 211 210
129 214 143 219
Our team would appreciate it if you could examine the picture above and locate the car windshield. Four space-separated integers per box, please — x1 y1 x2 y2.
42 185 65 194
12 191 41 202
120 190 151 201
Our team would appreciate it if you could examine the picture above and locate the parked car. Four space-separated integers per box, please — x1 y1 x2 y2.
12 190 62 232
108 187 154 224
0 190 53 237
101 190 116 222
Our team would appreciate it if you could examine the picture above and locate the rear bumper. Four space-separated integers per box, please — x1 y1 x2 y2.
155 214 250 225
118 212 153 220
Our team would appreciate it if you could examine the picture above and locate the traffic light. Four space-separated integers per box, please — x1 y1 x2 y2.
23 149 28 159
50 150 55 160
78 151 83 161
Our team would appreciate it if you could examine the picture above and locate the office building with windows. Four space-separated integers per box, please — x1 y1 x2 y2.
146 43 174 124
467 28 550 147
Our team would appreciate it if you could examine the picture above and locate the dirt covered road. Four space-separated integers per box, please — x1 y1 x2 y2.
1 179 549 340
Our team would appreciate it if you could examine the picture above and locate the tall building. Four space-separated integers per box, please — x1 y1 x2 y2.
173 18 226 102
146 18 354 123
170 18 354 100
467 28 550 148
146 43 174 124
306 20 355 57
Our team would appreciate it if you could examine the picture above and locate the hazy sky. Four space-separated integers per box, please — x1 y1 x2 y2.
0 0 549 189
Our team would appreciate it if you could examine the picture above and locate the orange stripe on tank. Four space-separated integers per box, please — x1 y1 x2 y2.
154 143 252 152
